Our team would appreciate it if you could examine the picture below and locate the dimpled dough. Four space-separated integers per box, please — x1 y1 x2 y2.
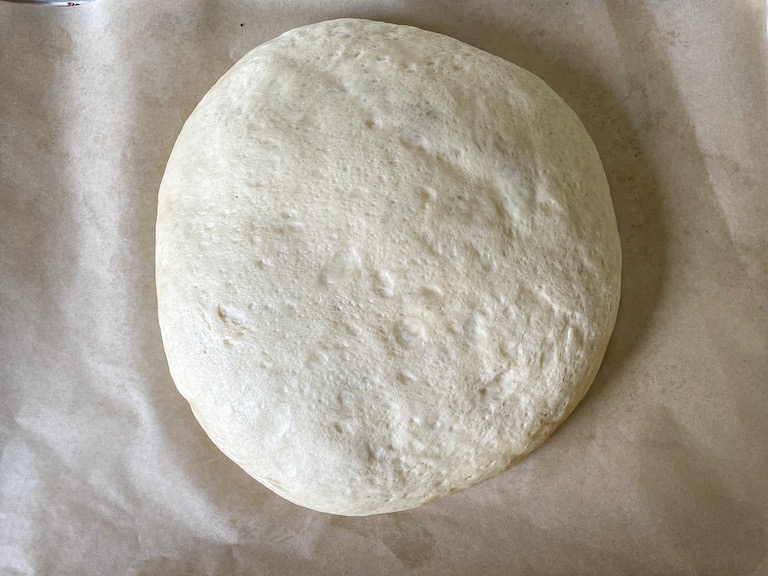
156 18 621 516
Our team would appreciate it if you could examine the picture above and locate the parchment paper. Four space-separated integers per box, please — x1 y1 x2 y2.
1 1 766 574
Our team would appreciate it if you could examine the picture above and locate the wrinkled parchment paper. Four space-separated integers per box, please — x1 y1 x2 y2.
1 1 766 574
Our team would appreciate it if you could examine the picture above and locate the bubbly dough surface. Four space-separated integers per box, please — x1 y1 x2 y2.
156 18 621 515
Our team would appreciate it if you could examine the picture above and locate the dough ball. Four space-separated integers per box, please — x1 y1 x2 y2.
156 19 621 515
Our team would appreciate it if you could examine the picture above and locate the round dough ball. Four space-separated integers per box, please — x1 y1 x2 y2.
156 18 621 516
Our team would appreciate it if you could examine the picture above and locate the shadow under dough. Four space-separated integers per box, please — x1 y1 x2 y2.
365 3 766 572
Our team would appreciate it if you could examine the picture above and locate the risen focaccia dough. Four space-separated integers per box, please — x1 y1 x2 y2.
156 19 621 516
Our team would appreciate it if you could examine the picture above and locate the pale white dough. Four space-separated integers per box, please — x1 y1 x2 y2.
156 18 621 516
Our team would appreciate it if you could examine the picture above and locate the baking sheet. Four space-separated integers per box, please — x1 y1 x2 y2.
1 1 766 574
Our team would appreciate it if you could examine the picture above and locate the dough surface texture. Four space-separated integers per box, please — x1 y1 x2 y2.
156 18 621 515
